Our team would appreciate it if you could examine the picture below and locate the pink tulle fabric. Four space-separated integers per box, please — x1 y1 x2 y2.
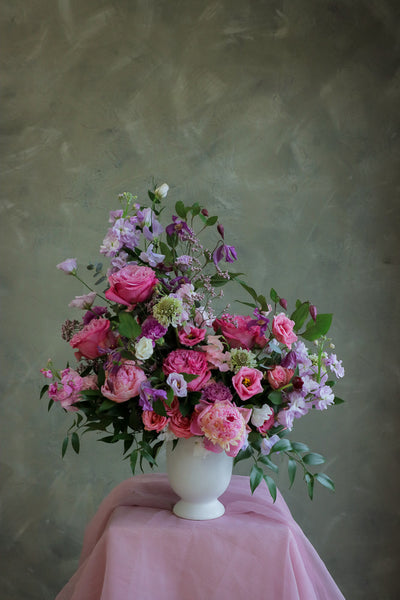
56 474 345 600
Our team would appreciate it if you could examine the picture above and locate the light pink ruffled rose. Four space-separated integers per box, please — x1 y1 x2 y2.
232 366 264 401
267 365 294 389
70 318 117 360
190 400 251 457
272 313 298 349
162 349 211 392
101 360 147 403
178 326 206 347
105 264 158 307
142 411 169 432
213 314 267 350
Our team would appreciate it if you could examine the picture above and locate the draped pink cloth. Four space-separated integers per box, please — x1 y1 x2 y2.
56 474 345 600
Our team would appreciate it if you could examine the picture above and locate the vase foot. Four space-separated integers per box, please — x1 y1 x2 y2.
172 499 225 521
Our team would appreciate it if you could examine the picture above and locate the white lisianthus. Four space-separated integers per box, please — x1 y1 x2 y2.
155 183 169 199
251 404 274 428
135 337 153 361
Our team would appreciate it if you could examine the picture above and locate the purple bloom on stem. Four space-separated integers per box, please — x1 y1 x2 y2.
139 243 165 267
69 292 97 309
279 298 288 310
108 209 123 224
57 258 77 274
212 244 238 265
166 216 193 239
261 434 281 455
309 304 317 321
281 350 297 369
139 383 167 411
100 229 123 257
217 224 224 239
247 308 270 334
140 317 167 341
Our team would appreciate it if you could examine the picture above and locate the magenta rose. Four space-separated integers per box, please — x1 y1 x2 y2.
178 326 207 347
267 366 294 390
232 366 264 401
272 313 298 349
162 349 211 391
105 264 158 307
101 360 147 403
213 314 267 350
142 411 169 432
70 318 117 359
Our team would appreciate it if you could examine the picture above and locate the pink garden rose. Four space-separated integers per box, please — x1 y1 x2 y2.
70 318 117 360
190 400 251 457
232 367 264 401
105 264 158 307
142 411 169 432
213 314 267 350
48 368 97 412
162 349 211 392
272 313 298 349
101 360 147 403
267 365 294 390
167 399 193 438
178 326 207 347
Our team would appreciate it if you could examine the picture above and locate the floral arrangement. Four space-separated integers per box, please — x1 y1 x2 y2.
40 183 344 500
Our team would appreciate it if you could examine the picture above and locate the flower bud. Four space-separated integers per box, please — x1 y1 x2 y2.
309 304 317 321
279 298 287 310
292 376 304 390
217 224 225 239
201 208 209 217
154 183 169 199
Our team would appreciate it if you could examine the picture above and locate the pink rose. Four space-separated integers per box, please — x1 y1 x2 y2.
178 326 207 347
162 349 211 392
167 399 193 438
190 400 251 457
70 318 117 359
232 367 264 401
142 411 169 432
105 264 158 307
101 360 147 403
267 366 294 390
48 368 98 412
272 313 298 349
213 314 267 350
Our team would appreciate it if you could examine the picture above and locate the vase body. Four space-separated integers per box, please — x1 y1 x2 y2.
166 436 233 520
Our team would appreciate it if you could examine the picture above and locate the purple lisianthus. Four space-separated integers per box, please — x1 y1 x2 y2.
261 434 281 455
166 215 193 239
201 382 233 403
140 317 167 341
213 243 238 265
166 373 187 397
69 291 96 309
57 258 77 274
139 383 167 411
247 308 270 334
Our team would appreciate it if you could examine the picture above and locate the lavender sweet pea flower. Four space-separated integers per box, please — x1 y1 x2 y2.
166 373 188 397
261 434 281 455
143 215 164 241
108 209 123 224
139 243 165 267
57 258 77 274
213 243 238 265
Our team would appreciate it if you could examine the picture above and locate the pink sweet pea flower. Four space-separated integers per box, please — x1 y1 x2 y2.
68 292 97 309
272 313 298 349
232 367 264 401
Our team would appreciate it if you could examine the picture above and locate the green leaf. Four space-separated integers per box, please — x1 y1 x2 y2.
61 436 69 458
257 294 269 312
250 464 263 494
175 201 187 219
303 452 325 465
268 390 283 405
238 280 259 302
305 473 314 499
288 458 297 487
71 432 80 454
47 398 54 411
315 472 335 492
233 446 253 465
334 396 345 405
210 274 230 287
206 215 218 226
258 454 279 473
94 275 107 286
166 387 174 407
159 242 173 264
98 435 117 443
153 399 167 416
117 312 142 340
130 449 138 474
181 373 198 383
191 203 201 216
236 300 258 309
270 288 279 303
270 438 292 453
290 302 310 332
263 475 277 502
247 431 262 451
98 399 117 412
40 384 49 399
301 314 333 341
166 232 178 248
291 441 310 453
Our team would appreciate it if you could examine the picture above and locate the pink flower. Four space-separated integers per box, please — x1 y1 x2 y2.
167 400 193 438
190 400 251 457
70 318 117 360
267 366 294 389
68 292 97 309
105 264 158 307
142 411 169 432
178 326 207 347
56 258 77 274
48 368 97 412
101 360 147 403
232 367 264 401
202 335 231 372
162 349 211 392
272 313 298 349
213 314 267 350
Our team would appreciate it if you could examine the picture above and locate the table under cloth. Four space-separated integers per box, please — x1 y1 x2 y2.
55 474 345 600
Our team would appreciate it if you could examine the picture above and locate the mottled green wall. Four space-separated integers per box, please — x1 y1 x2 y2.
1 1 399 598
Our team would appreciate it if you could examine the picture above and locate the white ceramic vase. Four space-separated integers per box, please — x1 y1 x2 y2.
166 436 233 521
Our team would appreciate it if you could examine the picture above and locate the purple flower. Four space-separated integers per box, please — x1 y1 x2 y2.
166 373 188 397
201 382 233 403
69 292 97 309
143 216 164 241
100 229 123 257
108 209 123 224
109 251 130 273
309 304 317 321
139 243 165 267
313 385 335 410
82 306 108 325
140 317 167 341
57 258 77 274
261 434 281 455
165 215 193 239
281 350 297 369
325 353 345 378
139 383 167 411
247 308 270 334
213 244 238 265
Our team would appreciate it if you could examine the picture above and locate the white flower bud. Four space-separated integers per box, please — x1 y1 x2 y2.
135 337 153 361
155 183 169 199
